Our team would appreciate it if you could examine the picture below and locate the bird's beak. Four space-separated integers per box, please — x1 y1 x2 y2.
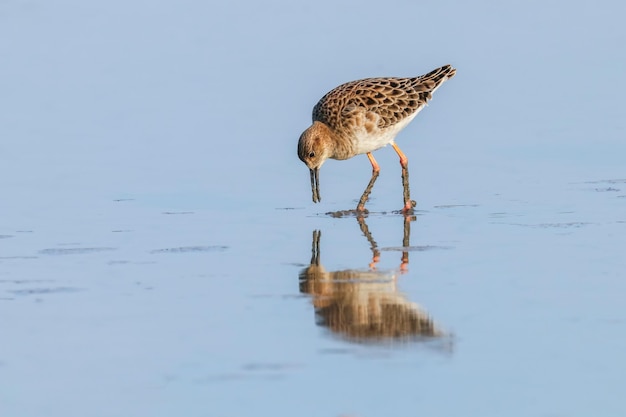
310 167 321 203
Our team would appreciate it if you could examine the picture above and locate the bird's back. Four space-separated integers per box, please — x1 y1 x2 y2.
313 65 456 133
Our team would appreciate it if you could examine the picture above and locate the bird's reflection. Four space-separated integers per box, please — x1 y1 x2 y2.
299 216 448 346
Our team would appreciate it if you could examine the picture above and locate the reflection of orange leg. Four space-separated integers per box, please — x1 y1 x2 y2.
356 152 380 212
391 143 415 213
400 215 411 272
400 256 408 272
357 215 380 270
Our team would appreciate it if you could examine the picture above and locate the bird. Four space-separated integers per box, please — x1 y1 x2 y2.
297 64 456 213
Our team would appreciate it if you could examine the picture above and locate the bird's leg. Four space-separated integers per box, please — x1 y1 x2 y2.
391 143 416 213
356 152 380 212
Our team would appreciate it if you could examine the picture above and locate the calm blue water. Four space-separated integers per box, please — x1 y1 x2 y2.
1 1 625 416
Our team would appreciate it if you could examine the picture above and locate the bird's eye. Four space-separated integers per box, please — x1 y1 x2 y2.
309 152 315 158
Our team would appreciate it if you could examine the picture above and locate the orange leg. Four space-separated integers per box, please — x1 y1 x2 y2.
391 143 415 213
391 143 408 166
356 152 380 212
366 152 380 171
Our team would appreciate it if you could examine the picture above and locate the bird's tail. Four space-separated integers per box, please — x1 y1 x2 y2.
413 64 456 95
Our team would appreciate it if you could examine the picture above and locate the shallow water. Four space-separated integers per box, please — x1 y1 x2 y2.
1 1 625 416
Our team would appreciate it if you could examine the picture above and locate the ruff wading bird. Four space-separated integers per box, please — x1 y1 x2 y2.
297 64 456 213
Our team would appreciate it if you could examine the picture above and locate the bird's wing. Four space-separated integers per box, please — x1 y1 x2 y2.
313 65 455 130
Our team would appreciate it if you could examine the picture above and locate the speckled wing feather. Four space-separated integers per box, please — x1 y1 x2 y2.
313 65 456 130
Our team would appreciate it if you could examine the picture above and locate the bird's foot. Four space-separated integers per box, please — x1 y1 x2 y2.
401 200 417 214
355 204 369 214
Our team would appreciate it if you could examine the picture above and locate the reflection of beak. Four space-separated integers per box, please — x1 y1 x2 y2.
309 167 320 203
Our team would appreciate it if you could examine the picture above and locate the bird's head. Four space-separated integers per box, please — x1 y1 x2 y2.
297 122 333 203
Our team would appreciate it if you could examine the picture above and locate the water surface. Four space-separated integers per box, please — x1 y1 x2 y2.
1 1 625 416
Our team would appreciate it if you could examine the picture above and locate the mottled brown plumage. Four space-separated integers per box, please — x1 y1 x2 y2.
297 64 456 213
313 65 454 131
